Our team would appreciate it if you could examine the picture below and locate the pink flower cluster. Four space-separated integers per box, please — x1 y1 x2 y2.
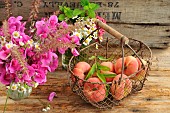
35 15 80 56
0 15 80 87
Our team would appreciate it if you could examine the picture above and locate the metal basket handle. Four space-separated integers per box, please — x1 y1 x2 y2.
95 19 129 44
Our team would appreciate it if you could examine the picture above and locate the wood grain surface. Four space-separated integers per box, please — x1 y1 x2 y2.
0 70 170 113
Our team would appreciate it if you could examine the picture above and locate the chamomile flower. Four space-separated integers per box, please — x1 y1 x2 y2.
34 42 40 50
83 38 92 46
19 41 25 46
42 108 47 112
46 106 50 110
5 41 15 49
99 36 103 42
96 44 99 49
34 82 39 88
18 86 26 93
72 31 83 40
11 84 18 91
0 36 6 44
12 31 20 38
27 39 34 47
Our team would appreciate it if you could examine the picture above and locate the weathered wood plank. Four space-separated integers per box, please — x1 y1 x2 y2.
0 70 170 113
106 24 170 48
0 0 170 24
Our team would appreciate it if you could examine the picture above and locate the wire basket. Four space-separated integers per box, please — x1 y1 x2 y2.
68 20 152 109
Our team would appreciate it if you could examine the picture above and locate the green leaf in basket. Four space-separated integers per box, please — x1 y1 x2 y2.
97 56 110 61
102 73 117 78
85 63 97 80
97 70 106 83
89 56 96 60
105 84 110 97
97 64 110 71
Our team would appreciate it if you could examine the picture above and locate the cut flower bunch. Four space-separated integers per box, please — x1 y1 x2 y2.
0 14 81 98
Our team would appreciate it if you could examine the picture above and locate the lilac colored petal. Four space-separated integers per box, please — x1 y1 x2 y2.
71 48 79 56
48 92 56 101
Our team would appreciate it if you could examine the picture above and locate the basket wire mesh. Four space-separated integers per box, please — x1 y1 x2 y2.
68 20 152 109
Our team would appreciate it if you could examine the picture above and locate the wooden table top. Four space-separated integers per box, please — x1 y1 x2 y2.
0 70 170 113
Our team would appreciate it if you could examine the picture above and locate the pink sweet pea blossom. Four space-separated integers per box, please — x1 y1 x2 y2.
71 48 79 56
35 20 49 38
0 47 10 60
71 35 81 46
8 59 21 73
48 15 58 27
48 92 56 101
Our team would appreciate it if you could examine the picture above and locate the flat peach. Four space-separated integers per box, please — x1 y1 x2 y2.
83 77 106 103
74 62 91 73
115 56 138 76
101 62 114 72
110 74 132 100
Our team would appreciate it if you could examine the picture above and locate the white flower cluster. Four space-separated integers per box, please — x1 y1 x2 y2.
72 17 103 46
6 82 32 93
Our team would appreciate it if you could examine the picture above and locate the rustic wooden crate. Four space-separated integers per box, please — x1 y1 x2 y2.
0 0 170 70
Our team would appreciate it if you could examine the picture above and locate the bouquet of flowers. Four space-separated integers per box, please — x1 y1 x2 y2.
0 14 81 100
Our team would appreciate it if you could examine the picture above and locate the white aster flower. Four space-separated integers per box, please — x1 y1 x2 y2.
11 84 18 91
12 31 20 38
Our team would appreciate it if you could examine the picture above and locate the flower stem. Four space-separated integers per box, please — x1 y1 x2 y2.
3 90 9 113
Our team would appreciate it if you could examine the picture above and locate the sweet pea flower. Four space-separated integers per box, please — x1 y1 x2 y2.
8 59 21 73
34 70 47 84
8 16 26 34
71 48 79 56
71 35 81 45
48 92 56 101
40 51 58 72
35 20 49 38
0 46 10 60
48 15 58 27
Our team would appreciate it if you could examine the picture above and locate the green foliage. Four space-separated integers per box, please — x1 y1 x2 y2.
85 62 116 82
85 63 97 80
58 0 100 21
